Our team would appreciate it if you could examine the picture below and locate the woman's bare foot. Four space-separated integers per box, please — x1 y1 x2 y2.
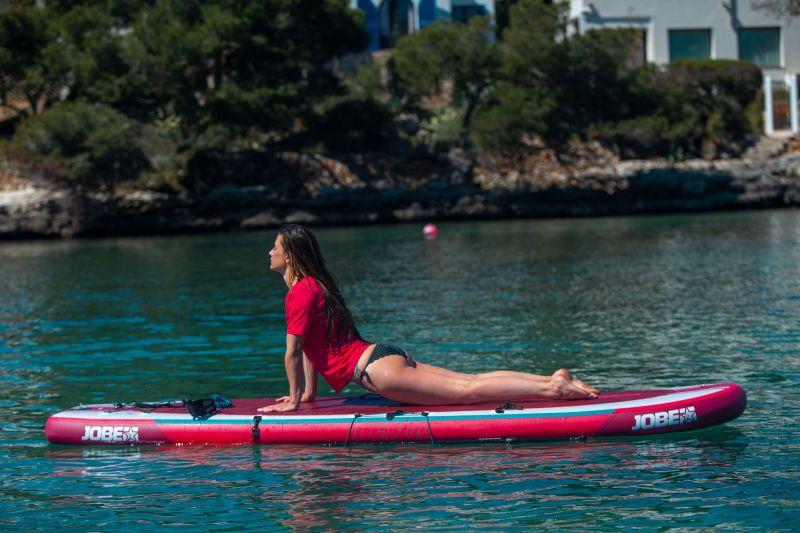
554 369 599 394
552 369 598 399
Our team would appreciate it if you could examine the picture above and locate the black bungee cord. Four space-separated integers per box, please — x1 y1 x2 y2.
344 413 363 447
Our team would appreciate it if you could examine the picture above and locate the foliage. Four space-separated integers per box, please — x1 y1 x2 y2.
0 0 770 191
472 1 647 152
664 60 762 110
420 107 464 153
10 100 150 188
1 0 369 189
315 97 394 152
470 1 762 158
602 60 762 159
343 63 385 103
0 1 153 118
471 84 554 151
304 59 401 153
661 60 762 157
392 16 500 141
751 0 800 18
0 6 63 117
129 0 367 134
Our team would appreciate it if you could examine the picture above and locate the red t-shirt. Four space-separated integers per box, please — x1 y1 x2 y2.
285 277 370 392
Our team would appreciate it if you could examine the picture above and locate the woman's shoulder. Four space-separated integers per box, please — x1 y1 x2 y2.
287 276 321 300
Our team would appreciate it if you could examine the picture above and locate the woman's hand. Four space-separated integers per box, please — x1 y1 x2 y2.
258 397 300 412
300 392 315 402
268 394 315 403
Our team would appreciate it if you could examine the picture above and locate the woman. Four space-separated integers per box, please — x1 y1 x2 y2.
259 224 597 412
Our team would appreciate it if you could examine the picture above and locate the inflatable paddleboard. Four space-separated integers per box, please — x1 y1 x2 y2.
45 382 746 446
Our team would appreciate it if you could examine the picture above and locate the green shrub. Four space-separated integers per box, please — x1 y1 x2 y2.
10 100 150 188
133 116 189 192
745 88 764 133
598 115 677 158
391 16 500 143
591 60 761 159
474 2 650 153
344 63 385 102
315 98 394 152
662 60 761 156
664 59 762 108
423 107 463 153
471 83 555 151
475 2 763 159
656 60 759 158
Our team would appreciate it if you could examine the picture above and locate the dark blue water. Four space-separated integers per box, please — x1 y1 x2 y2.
1 210 798 529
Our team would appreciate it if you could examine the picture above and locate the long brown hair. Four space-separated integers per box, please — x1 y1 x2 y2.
278 224 360 348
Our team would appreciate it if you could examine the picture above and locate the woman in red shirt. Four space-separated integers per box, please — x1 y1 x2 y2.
259 224 597 412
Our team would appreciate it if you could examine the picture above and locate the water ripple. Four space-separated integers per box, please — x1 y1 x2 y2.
1 211 799 528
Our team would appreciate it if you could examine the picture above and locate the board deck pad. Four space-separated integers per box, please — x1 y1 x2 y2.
45 382 746 446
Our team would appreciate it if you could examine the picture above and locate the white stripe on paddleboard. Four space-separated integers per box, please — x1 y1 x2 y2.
50 386 728 422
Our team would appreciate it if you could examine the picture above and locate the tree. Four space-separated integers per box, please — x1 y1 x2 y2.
2 0 371 190
0 1 152 119
52 3 143 112
751 0 800 18
474 0 644 152
392 16 500 140
0 7 63 117
125 0 368 142
11 99 150 189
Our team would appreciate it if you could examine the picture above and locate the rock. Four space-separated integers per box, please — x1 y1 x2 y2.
2 136 800 240
775 152 800 175
0 186 83 238
395 113 420 135
742 135 786 160
285 210 317 224
393 202 436 221
241 210 281 228
118 190 170 207
448 148 474 175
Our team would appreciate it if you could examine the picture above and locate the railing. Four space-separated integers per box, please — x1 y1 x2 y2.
764 73 799 135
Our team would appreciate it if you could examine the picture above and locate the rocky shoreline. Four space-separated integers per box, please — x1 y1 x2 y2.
1 138 799 240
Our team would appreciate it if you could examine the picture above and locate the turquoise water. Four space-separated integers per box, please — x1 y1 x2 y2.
1 211 799 529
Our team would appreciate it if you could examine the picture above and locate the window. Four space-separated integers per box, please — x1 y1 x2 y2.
668 29 711 61
739 27 780 67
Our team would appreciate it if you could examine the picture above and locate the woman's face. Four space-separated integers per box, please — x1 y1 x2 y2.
269 235 289 274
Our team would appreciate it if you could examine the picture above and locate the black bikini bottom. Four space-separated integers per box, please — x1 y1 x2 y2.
353 343 414 390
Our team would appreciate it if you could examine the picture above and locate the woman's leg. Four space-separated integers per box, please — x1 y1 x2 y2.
364 355 597 405
415 363 595 392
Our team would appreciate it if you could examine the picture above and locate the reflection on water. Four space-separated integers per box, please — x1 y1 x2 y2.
27 428 749 529
1 210 799 528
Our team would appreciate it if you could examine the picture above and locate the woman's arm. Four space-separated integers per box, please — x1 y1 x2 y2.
258 334 305 412
301 353 318 402
267 353 318 403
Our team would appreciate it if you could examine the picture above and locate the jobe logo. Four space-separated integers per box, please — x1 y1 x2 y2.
81 426 140 443
632 406 697 431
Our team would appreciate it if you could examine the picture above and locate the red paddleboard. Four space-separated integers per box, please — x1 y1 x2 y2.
45 382 746 446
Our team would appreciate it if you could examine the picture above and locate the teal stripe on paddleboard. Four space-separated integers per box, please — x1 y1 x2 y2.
153 408 615 425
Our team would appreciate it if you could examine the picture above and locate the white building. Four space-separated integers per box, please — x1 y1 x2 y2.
569 0 800 134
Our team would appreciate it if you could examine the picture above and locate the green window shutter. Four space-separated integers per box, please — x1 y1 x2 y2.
738 27 781 67
668 29 711 61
